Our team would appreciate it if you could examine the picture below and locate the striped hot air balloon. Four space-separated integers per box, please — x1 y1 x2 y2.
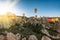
47 17 59 23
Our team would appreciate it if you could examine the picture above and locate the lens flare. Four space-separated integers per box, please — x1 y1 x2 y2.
0 0 18 28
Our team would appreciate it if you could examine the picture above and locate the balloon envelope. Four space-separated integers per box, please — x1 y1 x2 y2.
34 8 37 13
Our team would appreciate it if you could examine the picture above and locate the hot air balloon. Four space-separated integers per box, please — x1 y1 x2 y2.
22 13 25 16
34 8 37 13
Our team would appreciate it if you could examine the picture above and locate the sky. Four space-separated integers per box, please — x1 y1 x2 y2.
0 0 60 17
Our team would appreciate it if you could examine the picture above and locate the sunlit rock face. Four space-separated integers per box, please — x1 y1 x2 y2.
0 12 17 29
7 32 17 40
0 35 5 40
29 35 38 40
22 37 26 40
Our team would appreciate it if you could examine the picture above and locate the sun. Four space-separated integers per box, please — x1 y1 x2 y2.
0 0 18 15
0 3 9 14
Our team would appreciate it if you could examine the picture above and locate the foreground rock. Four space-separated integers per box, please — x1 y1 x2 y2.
29 35 38 40
41 35 51 40
0 35 5 40
7 32 17 40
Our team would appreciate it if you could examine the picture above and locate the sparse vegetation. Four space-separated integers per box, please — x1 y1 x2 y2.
0 16 60 40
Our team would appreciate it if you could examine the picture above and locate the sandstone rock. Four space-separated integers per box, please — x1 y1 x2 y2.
29 35 38 40
22 37 26 40
41 36 51 40
7 32 17 40
0 35 5 40
16 33 21 40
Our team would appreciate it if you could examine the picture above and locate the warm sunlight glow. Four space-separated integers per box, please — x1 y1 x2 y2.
0 0 19 28
0 12 17 28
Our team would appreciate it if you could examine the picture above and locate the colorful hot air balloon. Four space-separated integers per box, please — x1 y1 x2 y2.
47 17 59 23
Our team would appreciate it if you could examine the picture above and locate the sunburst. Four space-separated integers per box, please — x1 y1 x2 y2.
0 0 18 14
